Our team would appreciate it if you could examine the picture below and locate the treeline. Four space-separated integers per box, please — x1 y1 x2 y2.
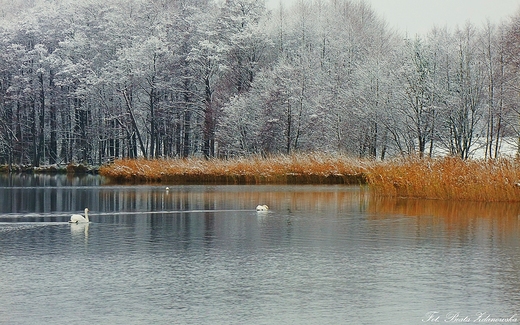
0 0 520 167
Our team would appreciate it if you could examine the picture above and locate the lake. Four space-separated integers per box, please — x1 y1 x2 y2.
0 174 519 324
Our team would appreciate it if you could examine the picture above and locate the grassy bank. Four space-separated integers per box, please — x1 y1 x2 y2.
99 155 520 202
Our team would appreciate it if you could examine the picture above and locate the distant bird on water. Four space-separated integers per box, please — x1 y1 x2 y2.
256 204 269 211
69 208 90 223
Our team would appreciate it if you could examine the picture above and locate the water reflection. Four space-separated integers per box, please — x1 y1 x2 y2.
0 176 520 324
367 195 520 317
368 196 520 244
70 222 89 239
95 184 369 216
369 196 520 219
0 173 102 187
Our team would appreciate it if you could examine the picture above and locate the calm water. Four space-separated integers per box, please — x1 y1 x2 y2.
1 174 520 325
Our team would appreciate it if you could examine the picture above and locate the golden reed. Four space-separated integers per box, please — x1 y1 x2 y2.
99 155 520 202
367 156 520 202
98 153 368 185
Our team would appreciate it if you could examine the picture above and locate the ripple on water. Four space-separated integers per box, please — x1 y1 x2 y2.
1 182 520 324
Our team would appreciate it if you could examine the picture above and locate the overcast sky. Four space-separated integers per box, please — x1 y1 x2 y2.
266 0 520 36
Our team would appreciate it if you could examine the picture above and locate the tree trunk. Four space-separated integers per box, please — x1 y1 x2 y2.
122 88 147 158
203 76 214 158
49 71 57 164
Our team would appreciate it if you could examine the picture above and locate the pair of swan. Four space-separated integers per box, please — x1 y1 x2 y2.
69 205 266 222
69 208 90 223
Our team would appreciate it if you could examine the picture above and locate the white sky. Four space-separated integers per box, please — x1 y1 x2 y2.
266 0 520 36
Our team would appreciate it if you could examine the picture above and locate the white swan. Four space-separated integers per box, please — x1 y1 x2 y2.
256 204 269 211
69 208 90 223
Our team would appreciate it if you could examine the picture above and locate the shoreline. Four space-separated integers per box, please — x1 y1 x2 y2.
3 154 520 202
98 155 520 202
0 163 99 175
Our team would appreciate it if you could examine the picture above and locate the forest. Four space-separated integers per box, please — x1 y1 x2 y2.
1 0 520 168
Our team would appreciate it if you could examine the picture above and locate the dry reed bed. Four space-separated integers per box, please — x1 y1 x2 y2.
99 153 368 185
368 157 520 202
99 155 520 202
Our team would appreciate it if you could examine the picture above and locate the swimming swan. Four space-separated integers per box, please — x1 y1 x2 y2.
256 205 269 211
69 208 90 223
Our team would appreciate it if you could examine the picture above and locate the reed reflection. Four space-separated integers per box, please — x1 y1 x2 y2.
369 196 520 221
96 185 370 215
368 196 520 243
369 196 520 219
